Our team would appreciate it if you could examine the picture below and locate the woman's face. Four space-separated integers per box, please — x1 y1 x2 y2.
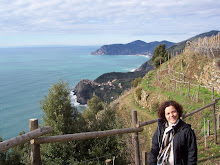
165 105 179 124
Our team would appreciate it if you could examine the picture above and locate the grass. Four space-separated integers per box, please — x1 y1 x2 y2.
112 50 220 164
197 132 220 164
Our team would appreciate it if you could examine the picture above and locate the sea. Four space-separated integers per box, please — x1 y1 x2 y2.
0 46 149 140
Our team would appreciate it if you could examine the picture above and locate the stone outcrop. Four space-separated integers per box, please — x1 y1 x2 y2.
73 71 150 104
73 79 98 104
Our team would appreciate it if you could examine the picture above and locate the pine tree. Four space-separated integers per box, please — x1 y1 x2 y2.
40 79 87 164
152 44 169 67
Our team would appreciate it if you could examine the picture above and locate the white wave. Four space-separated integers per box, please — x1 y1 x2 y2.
125 54 150 58
122 68 136 72
69 91 81 106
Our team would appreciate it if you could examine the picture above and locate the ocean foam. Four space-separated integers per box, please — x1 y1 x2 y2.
70 91 80 106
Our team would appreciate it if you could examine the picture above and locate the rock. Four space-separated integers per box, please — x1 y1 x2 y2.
73 71 150 104
73 79 97 104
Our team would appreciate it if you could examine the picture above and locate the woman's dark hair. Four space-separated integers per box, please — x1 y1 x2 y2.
158 100 183 120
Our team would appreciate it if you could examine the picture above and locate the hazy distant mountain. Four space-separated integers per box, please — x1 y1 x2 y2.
167 30 220 53
91 40 175 55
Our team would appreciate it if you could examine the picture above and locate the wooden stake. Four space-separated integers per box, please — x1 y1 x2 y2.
204 118 206 147
181 81 183 96
217 114 220 131
132 110 141 165
207 120 210 136
29 119 42 165
212 100 217 144
188 82 190 98
142 151 147 165
175 81 177 93
197 85 200 102
212 87 215 100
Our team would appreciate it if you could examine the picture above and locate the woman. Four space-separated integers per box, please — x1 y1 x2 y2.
149 100 197 165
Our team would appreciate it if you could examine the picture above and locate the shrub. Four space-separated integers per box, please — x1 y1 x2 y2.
132 77 142 87
136 87 142 100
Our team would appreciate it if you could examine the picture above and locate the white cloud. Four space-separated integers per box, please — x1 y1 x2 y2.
0 0 219 45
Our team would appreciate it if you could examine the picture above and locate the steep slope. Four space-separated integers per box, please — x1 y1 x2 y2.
167 30 220 53
111 43 220 164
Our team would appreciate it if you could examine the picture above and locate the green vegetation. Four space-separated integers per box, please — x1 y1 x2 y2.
139 50 220 164
110 46 220 164
151 44 169 67
0 80 126 165
0 132 30 165
132 77 142 87
1 39 220 164
135 87 142 100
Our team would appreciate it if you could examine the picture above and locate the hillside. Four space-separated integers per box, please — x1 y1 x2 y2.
111 38 220 164
91 40 174 55
167 30 220 54
73 71 149 104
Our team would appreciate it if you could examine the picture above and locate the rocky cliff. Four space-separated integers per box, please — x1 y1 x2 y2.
73 71 150 104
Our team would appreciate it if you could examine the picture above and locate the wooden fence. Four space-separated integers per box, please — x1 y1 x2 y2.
0 98 219 165
156 67 218 102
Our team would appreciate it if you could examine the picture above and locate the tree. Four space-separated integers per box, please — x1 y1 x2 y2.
152 44 169 67
7 131 30 165
153 56 165 68
40 79 87 164
83 96 127 165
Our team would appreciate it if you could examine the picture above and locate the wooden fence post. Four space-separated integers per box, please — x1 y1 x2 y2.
188 82 190 98
207 120 210 136
212 87 215 100
168 52 170 63
174 80 177 93
212 100 217 144
169 80 171 90
142 151 147 165
113 156 115 165
29 119 42 165
217 114 220 130
197 85 200 102
181 60 182 71
204 118 206 147
180 81 183 96
132 110 141 165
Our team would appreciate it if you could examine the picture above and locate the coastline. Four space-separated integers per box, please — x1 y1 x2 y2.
70 91 87 112
71 56 153 108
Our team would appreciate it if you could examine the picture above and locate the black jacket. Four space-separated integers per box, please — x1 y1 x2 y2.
149 119 197 165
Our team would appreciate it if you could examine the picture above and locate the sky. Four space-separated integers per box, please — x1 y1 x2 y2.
0 0 219 47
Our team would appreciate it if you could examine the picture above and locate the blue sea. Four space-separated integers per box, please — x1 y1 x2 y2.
0 46 149 140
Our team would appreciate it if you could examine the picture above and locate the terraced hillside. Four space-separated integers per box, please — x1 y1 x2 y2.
111 41 220 164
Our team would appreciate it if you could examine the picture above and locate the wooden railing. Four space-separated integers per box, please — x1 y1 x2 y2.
0 98 219 165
